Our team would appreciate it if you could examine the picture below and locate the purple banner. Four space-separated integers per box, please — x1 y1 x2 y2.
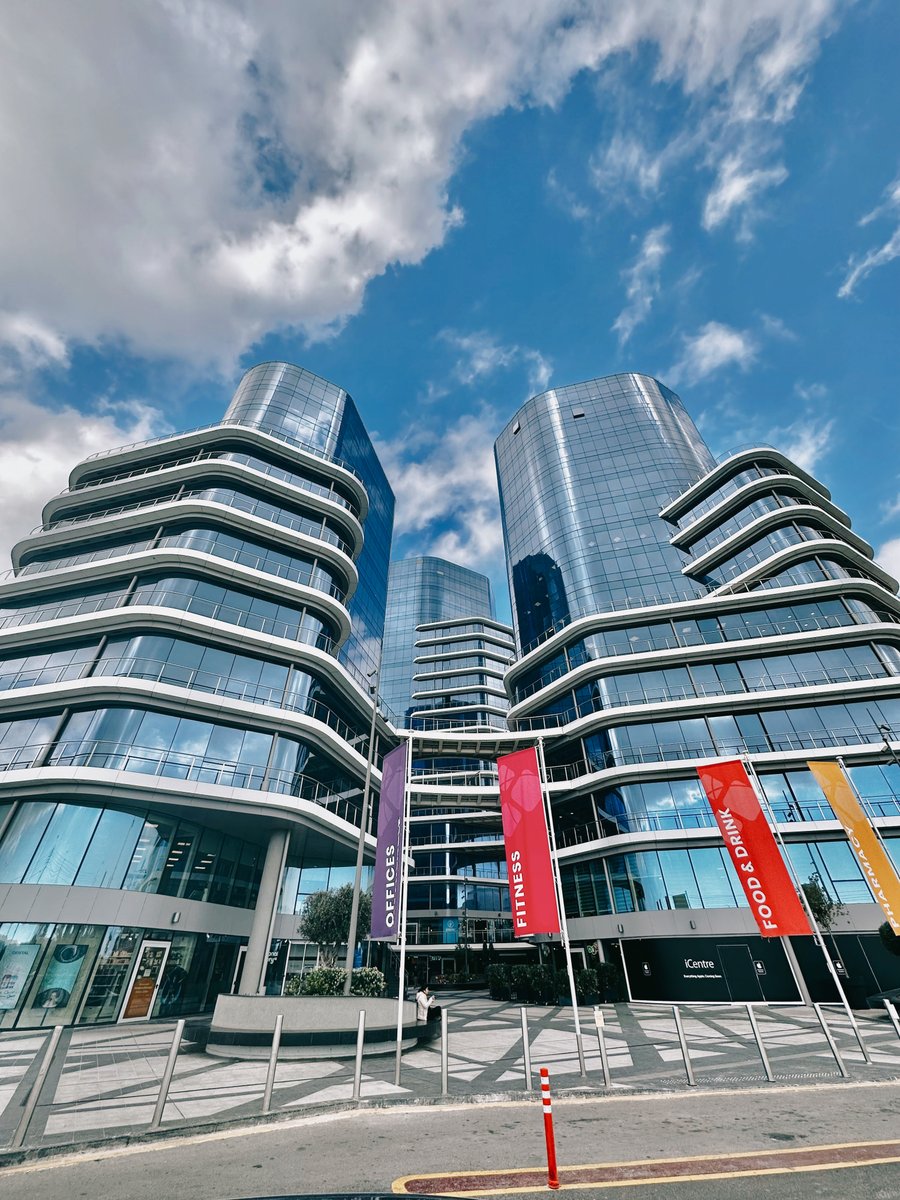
370 742 408 940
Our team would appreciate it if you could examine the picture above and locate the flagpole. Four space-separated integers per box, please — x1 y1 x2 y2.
394 732 413 1086
744 759 864 1046
537 737 587 1078
837 754 896 856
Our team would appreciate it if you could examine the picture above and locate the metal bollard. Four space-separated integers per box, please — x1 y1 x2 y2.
843 1004 872 1064
11 1025 64 1149
520 1007 533 1092
148 1019 185 1131
352 1009 366 1102
440 1008 449 1097
539 1067 560 1191
883 997 900 1042
671 1005 695 1087
814 1004 849 1079
593 1007 611 1088
261 1013 284 1114
746 1004 774 1082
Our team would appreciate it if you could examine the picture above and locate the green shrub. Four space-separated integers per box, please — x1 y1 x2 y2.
575 967 599 1001
282 966 386 997
349 967 387 997
486 963 510 999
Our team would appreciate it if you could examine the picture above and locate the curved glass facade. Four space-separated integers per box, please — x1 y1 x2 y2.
382 557 495 725
495 374 716 650
225 362 394 680
0 361 395 1028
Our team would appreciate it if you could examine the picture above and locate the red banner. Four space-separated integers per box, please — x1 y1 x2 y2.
498 747 560 937
697 760 812 938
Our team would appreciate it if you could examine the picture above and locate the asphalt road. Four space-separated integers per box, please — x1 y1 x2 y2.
0 1080 899 1200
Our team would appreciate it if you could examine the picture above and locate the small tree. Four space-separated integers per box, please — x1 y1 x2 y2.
801 872 845 933
298 884 371 968
802 872 848 975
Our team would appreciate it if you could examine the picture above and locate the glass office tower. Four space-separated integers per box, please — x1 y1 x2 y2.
498 373 900 1003
0 362 394 1027
381 557 522 978
381 557 495 726
495 374 715 652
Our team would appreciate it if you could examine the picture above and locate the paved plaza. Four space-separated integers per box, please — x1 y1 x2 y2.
1 993 899 1156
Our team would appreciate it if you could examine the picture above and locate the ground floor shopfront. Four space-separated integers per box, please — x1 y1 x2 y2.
611 931 900 1005
0 922 248 1030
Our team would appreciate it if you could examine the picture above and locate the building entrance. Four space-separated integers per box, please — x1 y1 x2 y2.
119 941 170 1022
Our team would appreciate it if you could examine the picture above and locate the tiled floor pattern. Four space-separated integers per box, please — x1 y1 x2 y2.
1 996 898 1151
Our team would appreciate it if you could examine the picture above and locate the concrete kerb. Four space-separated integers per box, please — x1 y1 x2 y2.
0 1075 896 1174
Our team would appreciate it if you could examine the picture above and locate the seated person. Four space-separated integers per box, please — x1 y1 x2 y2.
415 983 441 1022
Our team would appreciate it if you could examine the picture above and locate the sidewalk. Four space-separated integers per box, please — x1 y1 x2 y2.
1 992 899 1156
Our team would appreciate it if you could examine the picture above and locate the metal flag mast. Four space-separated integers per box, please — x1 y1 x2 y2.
743 758 871 1061
537 737 587 1077
394 732 413 1086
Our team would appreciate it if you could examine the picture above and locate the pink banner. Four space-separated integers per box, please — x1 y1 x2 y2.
498 747 560 937
698 760 812 938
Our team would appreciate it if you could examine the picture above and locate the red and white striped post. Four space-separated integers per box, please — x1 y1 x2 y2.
539 1066 560 1190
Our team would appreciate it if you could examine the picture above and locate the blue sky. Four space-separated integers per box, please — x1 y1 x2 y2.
0 2 898 621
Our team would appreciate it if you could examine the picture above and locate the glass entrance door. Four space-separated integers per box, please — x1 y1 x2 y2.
119 941 170 1021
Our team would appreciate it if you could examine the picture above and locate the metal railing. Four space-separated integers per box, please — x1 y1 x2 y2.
540 722 900 781
79 417 367 490
0 656 373 756
0 738 364 825
63 448 359 514
32 489 356 559
16 536 351 602
511 609 895 704
512 662 897 731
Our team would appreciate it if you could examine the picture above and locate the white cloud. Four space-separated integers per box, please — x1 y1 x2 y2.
876 538 900 585
838 171 900 298
375 408 503 571
0 391 167 568
590 134 669 199
759 313 798 341
441 330 553 394
667 321 757 385
702 155 788 233
0 313 69 373
442 332 519 386
546 168 591 222
770 415 834 474
838 228 900 299
612 224 670 344
0 1 841 368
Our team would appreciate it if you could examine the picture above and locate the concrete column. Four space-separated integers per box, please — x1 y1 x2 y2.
242 829 290 996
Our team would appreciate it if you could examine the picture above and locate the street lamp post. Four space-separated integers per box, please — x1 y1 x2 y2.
343 660 381 996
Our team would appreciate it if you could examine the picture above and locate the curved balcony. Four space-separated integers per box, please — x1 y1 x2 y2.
59 447 361 516
0 737 365 826
510 606 900 708
542 720 897 781
0 655 375 758
77 418 367 494
35 486 359 561
512 659 900 732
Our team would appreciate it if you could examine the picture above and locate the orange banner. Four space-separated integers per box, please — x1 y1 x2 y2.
808 760 900 935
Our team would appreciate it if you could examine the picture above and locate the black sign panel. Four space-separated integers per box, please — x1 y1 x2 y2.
621 936 800 1002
